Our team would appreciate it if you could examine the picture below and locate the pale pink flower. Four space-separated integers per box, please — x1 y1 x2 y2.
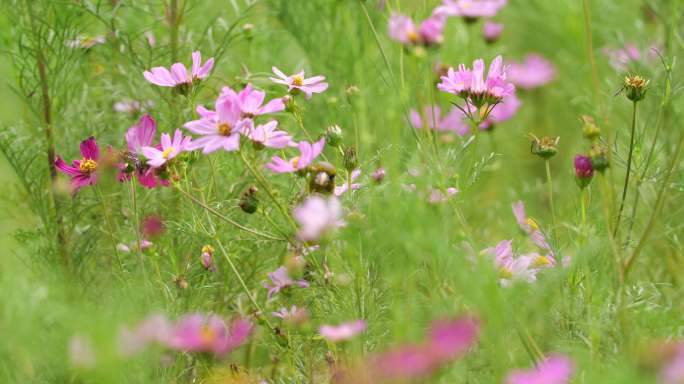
272 306 309 322
410 106 470 135
602 43 642 72
507 54 557 90
167 314 252 356
511 201 556 261
263 266 309 299
219 83 285 118
184 96 249 154
293 195 345 241
335 169 362 196
483 21 503 43
319 320 367 342
69 335 96 368
143 51 214 87
482 240 538 286
389 12 446 46
269 67 328 99
141 129 191 168
371 167 386 183
661 344 684 384
428 187 459 204
266 138 326 173
434 0 507 19
119 314 172 356
419 14 447 45
505 354 574 384
249 121 293 149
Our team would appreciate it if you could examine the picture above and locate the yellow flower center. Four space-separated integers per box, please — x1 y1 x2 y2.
199 325 216 344
524 217 539 231
407 30 419 43
532 255 551 268
291 156 300 169
499 267 513 279
79 158 98 173
217 122 232 136
162 147 175 160
201 245 214 255
292 75 304 87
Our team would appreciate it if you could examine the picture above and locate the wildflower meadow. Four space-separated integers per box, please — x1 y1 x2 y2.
1 0 683 383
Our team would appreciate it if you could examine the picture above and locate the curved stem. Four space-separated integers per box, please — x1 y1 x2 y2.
545 160 557 243
614 101 637 237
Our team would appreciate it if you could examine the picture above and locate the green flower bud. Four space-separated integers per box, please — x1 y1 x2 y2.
530 135 560 159
325 125 343 147
239 185 259 214
343 146 358 171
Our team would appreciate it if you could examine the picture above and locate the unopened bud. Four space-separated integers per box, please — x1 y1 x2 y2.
530 135 559 159
308 162 336 194
624 75 649 102
242 23 254 40
200 245 215 271
574 155 594 189
325 125 343 147
173 275 188 290
581 115 600 141
239 186 259 214
589 144 610 172
282 95 295 113
343 146 358 171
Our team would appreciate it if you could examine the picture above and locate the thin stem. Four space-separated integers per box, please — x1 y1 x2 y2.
129 178 147 279
168 0 181 62
175 185 285 241
580 188 587 231
94 186 123 272
614 101 637 237
545 160 557 243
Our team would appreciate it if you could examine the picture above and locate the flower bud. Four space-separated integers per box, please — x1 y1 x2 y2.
200 245 215 271
239 186 259 214
589 144 610 172
325 125 343 147
173 275 188 290
242 23 254 41
624 75 649 102
530 135 559 159
308 161 336 194
343 146 358 171
581 115 600 141
574 154 594 189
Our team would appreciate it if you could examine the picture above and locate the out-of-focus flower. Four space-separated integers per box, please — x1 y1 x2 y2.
479 94 521 130
507 54 557 90
114 99 155 114
119 314 173 356
184 96 250 154
335 169 362 196
167 314 252 356
371 167 386 183
266 138 326 173
574 155 594 189
293 195 345 241
219 83 285 118
69 335 96 368
67 35 106 49
410 105 470 135
142 129 191 167
428 187 459 204
249 121 293 149
319 320 367 342
263 266 309 299
143 51 214 89
144 31 156 46
116 239 153 253
511 201 556 262
482 240 539 286
272 306 310 325
483 21 503 43
389 12 447 46
55 136 100 192
661 343 684 384
601 42 659 72
269 67 328 99
505 354 574 384
434 0 507 20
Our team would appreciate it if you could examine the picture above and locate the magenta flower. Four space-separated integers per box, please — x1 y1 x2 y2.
435 0 507 19
219 83 285 118
574 154 594 189
507 54 557 90
292 195 345 241
319 320 367 342
266 137 326 173
119 114 169 189
263 266 309 299
184 96 249 154
55 136 100 192
335 169 362 196
505 354 574 384
142 129 191 168
410 105 470 135
483 21 503 43
269 67 328 99
143 51 214 88
167 314 252 356
418 14 447 45
249 121 293 149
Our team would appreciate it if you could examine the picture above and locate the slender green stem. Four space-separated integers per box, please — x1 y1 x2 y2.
545 160 557 243
129 179 147 279
168 0 180 62
614 101 637 237
94 186 123 272
175 185 285 241
580 188 587 231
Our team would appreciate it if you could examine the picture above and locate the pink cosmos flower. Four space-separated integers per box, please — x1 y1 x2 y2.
418 14 447 45
143 51 214 88
434 0 507 19
120 114 169 188
661 343 684 384
272 306 309 323
602 43 641 72
55 136 100 192
167 314 252 356
410 105 470 135
263 266 309 299
511 201 556 262
482 240 538 286
319 320 367 342
219 84 285 118
483 21 504 43
479 94 521 130
292 195 345 241
125 114 156 154
269 67 328 99
335 169 362 196
184 96 250 154
507 54 557 90
428 187 459 204
142 129 191 168
118 314 172 356
388 12 446 46
116 239 153 253
249 121 293 149
371 167 386 183
505 354 574 384
266 137 326 173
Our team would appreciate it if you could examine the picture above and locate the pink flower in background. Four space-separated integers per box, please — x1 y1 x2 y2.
435 0 507 19
319 320 367 342
141 214 165 238
389 13 419 44
142 129 191 167
119 314 172 356
219 83 285 118
126 114 157 155
482 240 538 285
184 96 249 154
480 94 521 130
249 121 293 149
270 67 328 99
409 106 469 135
200 245 215 272
602 43 641 71
55 136 100 192
507 54 557 90
69 335 96 368
266 138 326 173
143 51 214 87
428 187 459 204
661 343 684 384
371 167 386 183
418 14 447 45
335 169 362 196
272 306 309 323
293 195 345 241
263 266 310 299
483 21 503 43
511 201 556 260
168 314 252 356
505 354 574 384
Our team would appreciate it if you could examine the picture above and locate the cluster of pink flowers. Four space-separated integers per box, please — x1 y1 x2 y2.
118 313 252 357
319 320 367 342
388 12 447 46
602 42 659 72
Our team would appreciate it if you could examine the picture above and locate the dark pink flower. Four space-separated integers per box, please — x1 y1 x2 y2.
574 154 594 189
389 12 446 46
371 167 386 183
269 67 328 99
120 114 169 189
143 51 214 87
55 136 100 192
505 354 574 384
141 215 165 238
507 54 556 90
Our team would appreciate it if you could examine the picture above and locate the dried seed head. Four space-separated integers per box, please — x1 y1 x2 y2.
624 75 649 102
